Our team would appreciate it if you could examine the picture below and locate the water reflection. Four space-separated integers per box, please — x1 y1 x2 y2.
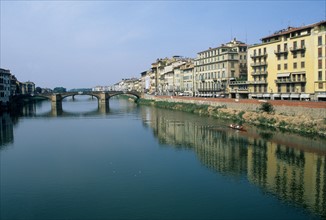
140 106 326 218
10 100 110 117
1 100 325 218
0 112 14 150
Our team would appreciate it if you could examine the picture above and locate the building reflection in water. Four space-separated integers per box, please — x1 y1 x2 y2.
140 106 326 218
0 112 14 150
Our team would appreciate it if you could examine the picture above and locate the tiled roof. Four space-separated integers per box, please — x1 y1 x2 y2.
261 20 326 40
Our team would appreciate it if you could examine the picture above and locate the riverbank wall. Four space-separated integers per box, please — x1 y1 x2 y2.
140 95 326 137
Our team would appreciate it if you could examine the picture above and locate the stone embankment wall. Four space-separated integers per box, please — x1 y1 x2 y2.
144 95 326 120
141 95 326 137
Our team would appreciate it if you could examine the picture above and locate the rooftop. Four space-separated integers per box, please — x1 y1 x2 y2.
261 20 326 40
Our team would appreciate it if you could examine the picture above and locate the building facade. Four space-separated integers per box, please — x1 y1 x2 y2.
194 38 248 97
180 61 194 96
246 21 326 101
20 81 35 95
0 68 12 105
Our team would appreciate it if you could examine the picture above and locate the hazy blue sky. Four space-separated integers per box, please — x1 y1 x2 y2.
1 1 325 89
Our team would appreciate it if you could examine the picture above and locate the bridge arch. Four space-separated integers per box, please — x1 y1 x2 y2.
13 91 142 111
108 91 140 101
60 93 101 101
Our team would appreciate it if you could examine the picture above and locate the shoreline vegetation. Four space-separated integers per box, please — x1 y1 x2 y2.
137 98 326 138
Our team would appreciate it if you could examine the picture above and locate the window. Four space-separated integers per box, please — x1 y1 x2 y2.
293 41 297 50
318 71 322 80
278 85 281 93
277 55 281 60
301 40 305 48
318 60 322 69
319 83 323 89
284 54 288 60
318 36 322 46
284 63 288 70
301 61 305 68
264 48 266 54
318 48 322 57
284 43 287 51
301 84 305 92
293 62 297 69
301 51 305 58
277 64 281 70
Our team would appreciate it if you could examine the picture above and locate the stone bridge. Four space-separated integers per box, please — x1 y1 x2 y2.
17 90 142 111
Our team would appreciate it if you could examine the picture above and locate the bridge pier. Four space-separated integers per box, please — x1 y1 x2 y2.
98 102 110 114
98 93 109 105
51 94 63 115
51 102 62 116
51 94 62 103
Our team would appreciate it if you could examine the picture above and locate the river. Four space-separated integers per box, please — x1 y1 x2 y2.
0 96 325 219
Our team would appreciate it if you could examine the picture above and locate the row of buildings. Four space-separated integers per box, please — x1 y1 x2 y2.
111 20 326 101
0 68 36 106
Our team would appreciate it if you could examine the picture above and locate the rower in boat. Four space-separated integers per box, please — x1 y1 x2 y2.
229 124 244 130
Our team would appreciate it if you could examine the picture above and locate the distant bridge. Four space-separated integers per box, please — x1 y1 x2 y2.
15 90 142 110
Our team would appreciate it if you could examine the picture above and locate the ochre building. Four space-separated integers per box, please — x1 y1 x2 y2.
243 20 326 101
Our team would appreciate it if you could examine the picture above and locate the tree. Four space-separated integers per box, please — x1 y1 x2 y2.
259 102 275 114
35 87 42 94
53 87 67 93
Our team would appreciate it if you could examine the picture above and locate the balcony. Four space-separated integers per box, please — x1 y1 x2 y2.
251 71 268 76
274 49 288 55
198 88 223 92
250 53 268 59
274 78 306 84
290 46 306 52
250 62 268 67
229 81 248 85
247 80 267 85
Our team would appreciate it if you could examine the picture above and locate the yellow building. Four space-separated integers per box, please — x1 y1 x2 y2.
246 20 326 101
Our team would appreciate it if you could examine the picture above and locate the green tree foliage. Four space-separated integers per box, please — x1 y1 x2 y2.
53 87 67 93
35 87 42 94
259 102 275 114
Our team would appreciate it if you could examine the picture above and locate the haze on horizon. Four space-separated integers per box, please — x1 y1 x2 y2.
1 1 325 90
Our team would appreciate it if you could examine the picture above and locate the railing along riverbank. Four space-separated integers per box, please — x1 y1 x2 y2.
139 95 326 137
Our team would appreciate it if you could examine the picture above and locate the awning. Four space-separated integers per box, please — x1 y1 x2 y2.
263 94 270 98
273 94 280 97
251 94 257 97
257 94 263 98
317 94 326 98
300 94 310 98
291 71 305 75
290 94 300 98
281 94 290 98
277 73 290 77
